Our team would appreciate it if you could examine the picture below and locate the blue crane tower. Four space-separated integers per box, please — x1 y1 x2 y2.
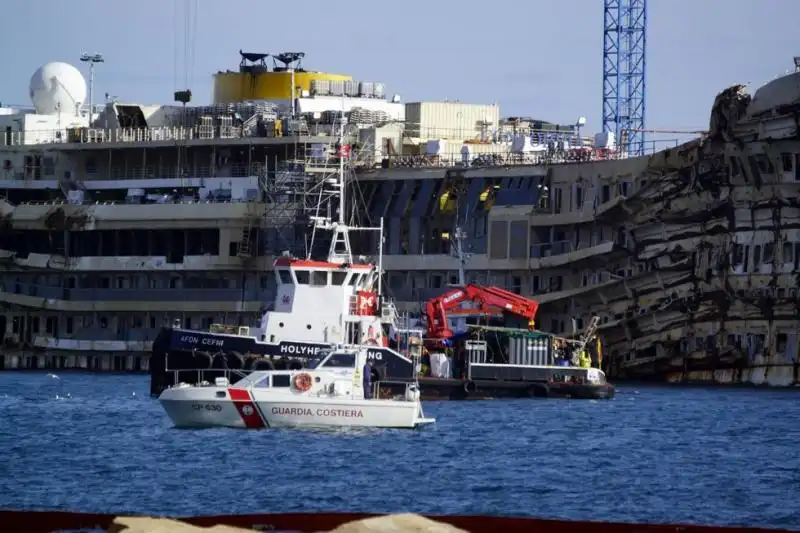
602 0 647 156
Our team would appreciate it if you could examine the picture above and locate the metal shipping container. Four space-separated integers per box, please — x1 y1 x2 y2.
310 79 331 96
344 80 359 97
508 336 553 366
404 101 500 141
330 80 344 96
359 81 375 98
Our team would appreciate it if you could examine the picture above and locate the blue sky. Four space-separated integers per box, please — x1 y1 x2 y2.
1 0 797 139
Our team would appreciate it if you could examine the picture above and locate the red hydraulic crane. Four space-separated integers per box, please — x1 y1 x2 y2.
424 284 540 340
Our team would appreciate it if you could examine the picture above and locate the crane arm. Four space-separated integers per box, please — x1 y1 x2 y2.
424 284 540 339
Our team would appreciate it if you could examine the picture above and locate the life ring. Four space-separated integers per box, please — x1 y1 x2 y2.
292 372 313 392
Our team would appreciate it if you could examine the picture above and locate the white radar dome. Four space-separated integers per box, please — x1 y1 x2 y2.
29 62 87 115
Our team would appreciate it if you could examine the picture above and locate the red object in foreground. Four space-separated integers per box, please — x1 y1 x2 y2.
0 510 794 533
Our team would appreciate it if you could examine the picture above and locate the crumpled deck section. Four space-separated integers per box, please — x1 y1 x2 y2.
589 75 800 386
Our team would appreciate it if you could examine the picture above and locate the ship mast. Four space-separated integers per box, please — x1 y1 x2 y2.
324 111 353 265
304 106 385 297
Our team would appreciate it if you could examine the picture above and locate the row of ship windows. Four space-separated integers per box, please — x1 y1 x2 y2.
730 152 800 180
6 314 252 338
730 242 800 270
0 229 222 258
6 262 636 296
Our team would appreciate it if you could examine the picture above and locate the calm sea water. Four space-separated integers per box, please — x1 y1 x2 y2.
0 372 798 529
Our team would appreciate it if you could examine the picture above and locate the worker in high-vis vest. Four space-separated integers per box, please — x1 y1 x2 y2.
579 350 592 368
528 319 535 330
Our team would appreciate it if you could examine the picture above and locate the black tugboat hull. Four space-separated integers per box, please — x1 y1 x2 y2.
150 328 615 400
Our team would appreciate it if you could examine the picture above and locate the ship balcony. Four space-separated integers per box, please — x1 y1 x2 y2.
529 240 625 270
530 240 573 258
0 282 273 313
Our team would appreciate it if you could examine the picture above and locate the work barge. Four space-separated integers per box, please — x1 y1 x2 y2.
1 52 800 389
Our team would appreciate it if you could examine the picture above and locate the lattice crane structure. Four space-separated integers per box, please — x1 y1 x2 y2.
602 0 647 156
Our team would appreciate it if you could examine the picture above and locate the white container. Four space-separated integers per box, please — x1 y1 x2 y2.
310 80 331 96
359 82 375 98
405 101 500 140
344 80 359 97
330 80 344 96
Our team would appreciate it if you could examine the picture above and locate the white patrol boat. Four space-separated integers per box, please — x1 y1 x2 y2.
158 340 435 430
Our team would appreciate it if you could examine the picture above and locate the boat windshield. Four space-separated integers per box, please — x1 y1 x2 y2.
307 349 332 369
232 373 266 387
319 351 356 368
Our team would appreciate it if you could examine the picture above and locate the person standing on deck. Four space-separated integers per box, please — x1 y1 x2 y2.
363 360 373 399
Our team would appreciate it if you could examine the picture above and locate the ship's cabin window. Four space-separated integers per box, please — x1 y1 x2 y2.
310 271 327 286
292 269 332 286
272 374 291 387
349 273 364 286
331 272 346 285
320 351 356 368
276 269 292 285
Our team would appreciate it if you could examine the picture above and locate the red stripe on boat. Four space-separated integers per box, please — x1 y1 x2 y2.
228 388 266 429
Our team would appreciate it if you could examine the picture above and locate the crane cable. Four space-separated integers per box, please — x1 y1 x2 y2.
173 0 199 91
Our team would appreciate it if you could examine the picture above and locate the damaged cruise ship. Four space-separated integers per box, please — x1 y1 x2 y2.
1 51 799 387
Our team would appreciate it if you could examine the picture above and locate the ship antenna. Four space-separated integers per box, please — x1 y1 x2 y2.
320 101 353 264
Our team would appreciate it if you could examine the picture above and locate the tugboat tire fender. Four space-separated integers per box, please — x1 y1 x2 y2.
464 380 477 394
252 358 276 371
243 355 260 370
226 353 244 369
193 352 213 369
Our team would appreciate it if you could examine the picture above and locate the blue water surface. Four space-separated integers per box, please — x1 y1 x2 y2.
0 372 798 529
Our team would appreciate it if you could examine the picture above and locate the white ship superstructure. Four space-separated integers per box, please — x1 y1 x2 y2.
2 51 798 387
0 51 403 371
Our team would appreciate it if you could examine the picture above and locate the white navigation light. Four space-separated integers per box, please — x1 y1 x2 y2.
29 62 87 115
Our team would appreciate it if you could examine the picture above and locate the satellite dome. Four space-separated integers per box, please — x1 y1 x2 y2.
29 62 87 115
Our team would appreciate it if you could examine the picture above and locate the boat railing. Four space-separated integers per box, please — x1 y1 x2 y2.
168 367 253 387
167 367 422 400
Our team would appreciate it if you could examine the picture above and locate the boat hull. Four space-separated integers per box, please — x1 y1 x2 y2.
158 387 431 430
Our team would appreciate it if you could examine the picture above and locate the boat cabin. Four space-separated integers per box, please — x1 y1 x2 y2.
227 347 371 399
255 257 390 347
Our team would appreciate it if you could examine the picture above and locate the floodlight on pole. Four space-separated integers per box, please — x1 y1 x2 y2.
80 53 104 121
